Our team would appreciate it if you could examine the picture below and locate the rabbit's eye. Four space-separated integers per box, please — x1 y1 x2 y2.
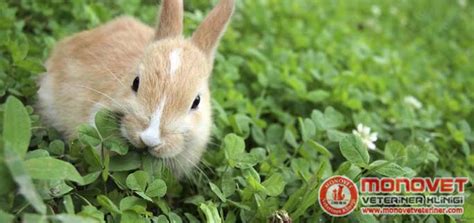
191 95 200 110
132 76 139 92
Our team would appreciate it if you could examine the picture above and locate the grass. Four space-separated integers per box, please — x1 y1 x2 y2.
0 0 473 222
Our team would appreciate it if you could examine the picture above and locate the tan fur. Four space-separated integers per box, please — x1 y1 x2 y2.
37 0 235 177
155 0 183 40
192 0 235 59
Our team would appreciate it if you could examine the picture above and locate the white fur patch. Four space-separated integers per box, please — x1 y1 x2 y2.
140 99 165 147
169 48 182 76
37 75 58 122
138 63 145 74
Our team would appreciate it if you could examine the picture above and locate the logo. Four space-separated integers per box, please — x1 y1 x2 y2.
319 175 358 216
359 177 468 215
317 176 468 216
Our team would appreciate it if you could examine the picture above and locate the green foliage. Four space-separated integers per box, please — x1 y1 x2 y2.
24 157 84 184
3 97 31 158
0 0 473 222
340 135 370 168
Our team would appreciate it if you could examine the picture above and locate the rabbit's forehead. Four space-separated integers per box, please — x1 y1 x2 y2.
162 46 208 77
138 44 209 117
141 44 209 84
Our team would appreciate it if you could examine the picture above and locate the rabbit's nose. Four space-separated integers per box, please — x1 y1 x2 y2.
140 129 162 148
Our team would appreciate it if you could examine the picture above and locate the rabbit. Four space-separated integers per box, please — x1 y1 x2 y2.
36 0 235 177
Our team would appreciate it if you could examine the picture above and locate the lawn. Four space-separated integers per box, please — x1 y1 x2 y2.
0 0 473 222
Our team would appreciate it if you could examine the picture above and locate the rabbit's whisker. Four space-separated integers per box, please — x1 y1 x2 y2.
68 84 132 114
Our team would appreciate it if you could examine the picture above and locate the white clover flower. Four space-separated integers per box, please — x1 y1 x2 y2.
371 5 381 17
458 0 467 8
353 123 378 150
404 96 423 109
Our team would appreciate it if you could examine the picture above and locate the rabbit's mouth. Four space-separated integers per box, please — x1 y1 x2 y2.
147 132 185 158
118 112 186 158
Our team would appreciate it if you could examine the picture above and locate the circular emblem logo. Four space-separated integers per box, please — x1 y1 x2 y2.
318 175 358 217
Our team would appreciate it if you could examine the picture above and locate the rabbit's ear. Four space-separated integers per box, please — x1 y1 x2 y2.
191 0 235 59
155 0 183 40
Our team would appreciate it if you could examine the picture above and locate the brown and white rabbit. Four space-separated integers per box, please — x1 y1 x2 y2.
37 0 235 177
